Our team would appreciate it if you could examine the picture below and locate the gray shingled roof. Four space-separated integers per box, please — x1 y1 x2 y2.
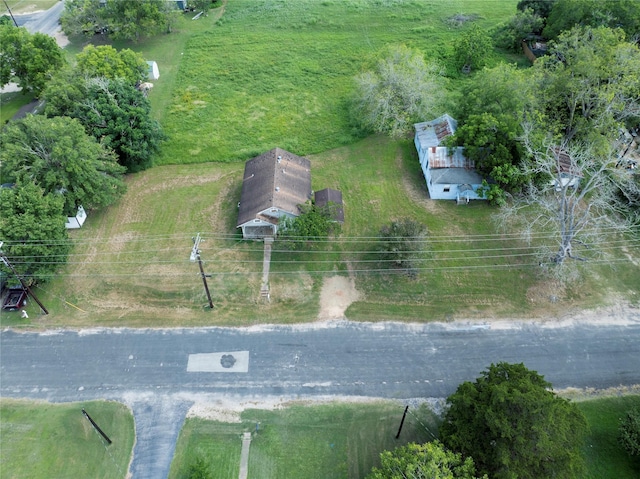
237 148 311 227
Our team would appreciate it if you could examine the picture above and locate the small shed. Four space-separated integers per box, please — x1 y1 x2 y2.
314 188 344 223
65 206 87 229
146 61 160 81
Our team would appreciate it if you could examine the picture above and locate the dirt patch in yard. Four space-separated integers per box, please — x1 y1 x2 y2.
318 275 362 320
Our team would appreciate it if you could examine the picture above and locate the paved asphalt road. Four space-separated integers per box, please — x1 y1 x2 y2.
2 316 640 478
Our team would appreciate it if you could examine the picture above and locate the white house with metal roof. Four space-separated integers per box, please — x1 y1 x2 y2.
414 114 485 202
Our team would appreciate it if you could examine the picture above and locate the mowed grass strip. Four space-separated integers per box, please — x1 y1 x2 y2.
0 398 135 479
577 395 640 479
168 401 438 479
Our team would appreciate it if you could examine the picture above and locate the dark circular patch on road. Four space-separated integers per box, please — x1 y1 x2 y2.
220 354 236 368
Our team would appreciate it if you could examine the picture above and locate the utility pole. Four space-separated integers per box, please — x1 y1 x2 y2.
395 405 409 439
190 234 214 309
0 242 49 315
2 0 19 27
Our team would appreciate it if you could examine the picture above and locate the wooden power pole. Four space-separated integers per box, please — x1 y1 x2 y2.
190 234 214 308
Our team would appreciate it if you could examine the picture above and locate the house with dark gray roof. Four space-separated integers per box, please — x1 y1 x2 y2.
237 148 312 239
414 114 485 203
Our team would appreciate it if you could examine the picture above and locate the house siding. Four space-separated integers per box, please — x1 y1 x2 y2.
414 116 485 201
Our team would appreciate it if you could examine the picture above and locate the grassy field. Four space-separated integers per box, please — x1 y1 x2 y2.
168 395 640 479
3 134 639 328
577 395 640 479
168 400 438 479
155 0 520 163
0 398 135 479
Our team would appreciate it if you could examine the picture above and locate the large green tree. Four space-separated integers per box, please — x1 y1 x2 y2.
378 218 427 275
496 8 544 52
60 0 107 37
544 0 640 41
353 45 444 139
103 0 170 41
533 26 640 149
452 64 532 204
76 45 148 84
517 0 557 20
452 24 493 73
0 182 71 284
451 113 524 204
278 202 340 250
0 25 65 95
440 362 588 479
366 441 486 479
43 77 164 172
0 115 126 215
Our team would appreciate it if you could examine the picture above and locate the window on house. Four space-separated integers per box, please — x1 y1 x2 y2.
443 185 451 193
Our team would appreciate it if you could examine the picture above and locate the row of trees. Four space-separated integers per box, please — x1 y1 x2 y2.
0 28 163 284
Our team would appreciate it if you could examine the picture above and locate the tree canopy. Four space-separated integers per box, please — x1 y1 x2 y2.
439 362 588 479
619 408 640 457
496 7 544 52
0 182 71 284
544 0 640 41
43 76 164 172
0 115 126 215
352 45 444 139
452 24 493 73
494 133 639 272
75 45 148 84
366 441 486 479
278 202 340 249
378 218 427 275
61 0 176 42
451 64 531 203
533 26 640 149
0 24 65 95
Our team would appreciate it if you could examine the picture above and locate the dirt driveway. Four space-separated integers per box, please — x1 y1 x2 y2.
317 275 362 320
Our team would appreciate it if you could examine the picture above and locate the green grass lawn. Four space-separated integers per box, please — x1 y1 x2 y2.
154 0 519 164
0 398 135 479
168 396 640 479
2 0 639 329
168 401 438 479
577 395 640 479
3 134 638 329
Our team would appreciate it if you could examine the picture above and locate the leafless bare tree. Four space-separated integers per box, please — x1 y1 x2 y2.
494 127 639 280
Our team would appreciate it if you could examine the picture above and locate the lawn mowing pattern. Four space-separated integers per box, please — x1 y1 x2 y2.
0 398 134 479
168 401 438 479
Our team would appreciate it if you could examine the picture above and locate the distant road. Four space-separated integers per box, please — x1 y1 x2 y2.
14 0 65 36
